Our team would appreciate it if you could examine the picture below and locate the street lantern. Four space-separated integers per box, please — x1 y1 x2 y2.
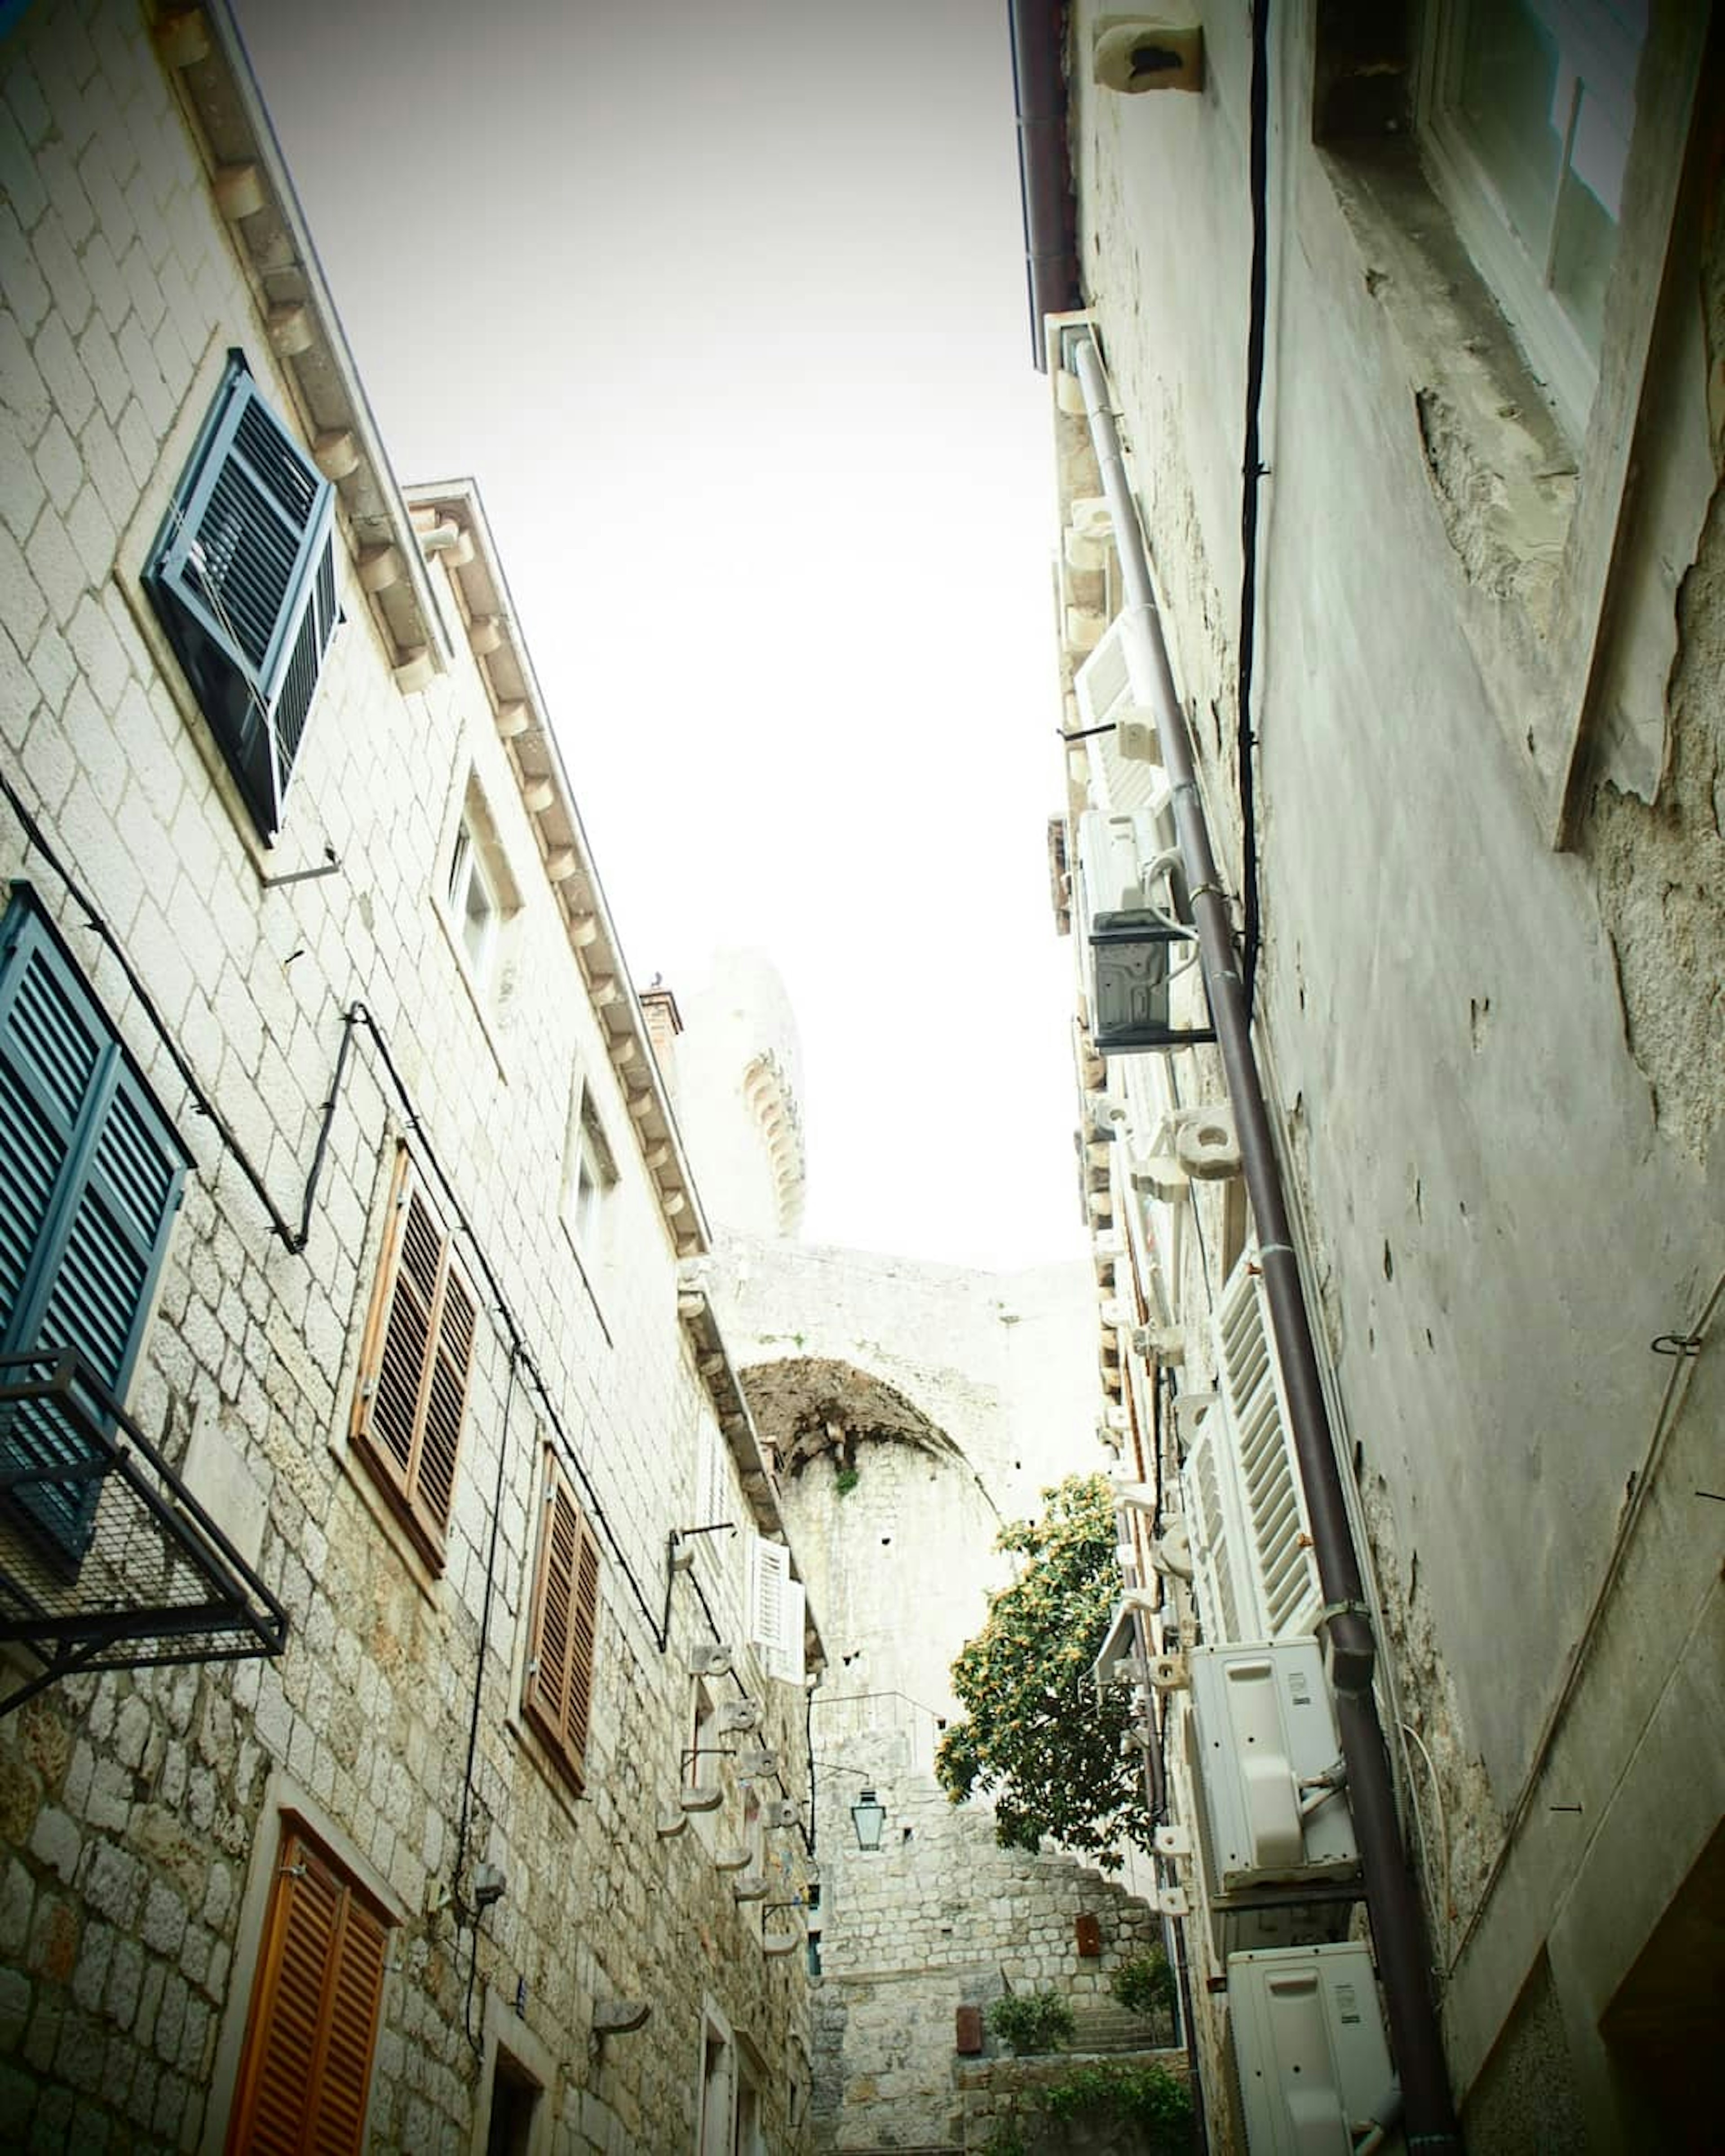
850 1788 887 1851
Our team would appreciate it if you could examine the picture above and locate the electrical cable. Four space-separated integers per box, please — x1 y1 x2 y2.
1236 0 1270 1007
456 1346 519 2054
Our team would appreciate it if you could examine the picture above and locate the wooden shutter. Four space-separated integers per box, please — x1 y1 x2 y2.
227 1827 389 2156
146 358 338 839
352 1149 477 1568
0 893 187 1559
524 1455 601 1787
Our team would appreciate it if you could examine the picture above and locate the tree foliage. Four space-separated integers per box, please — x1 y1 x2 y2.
935 1474 1152 1869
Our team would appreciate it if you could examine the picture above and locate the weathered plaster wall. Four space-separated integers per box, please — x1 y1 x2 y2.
0 5 814 2146
1065 0 1723 2139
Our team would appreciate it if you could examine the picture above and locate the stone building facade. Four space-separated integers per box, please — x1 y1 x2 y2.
0 4 822 2149
1014 3 1725 2151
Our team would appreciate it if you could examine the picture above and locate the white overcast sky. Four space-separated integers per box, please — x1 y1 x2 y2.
233 0 1087 1271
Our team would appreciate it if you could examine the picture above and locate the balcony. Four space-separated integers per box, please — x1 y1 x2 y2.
0 1350 288 1715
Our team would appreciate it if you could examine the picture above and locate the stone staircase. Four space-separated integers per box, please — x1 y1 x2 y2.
1067 1998 1177 2055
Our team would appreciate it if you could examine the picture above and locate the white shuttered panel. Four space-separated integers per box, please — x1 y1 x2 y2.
1211 1254 1321 1641
747 1535 805 1684
1075 611 1169 815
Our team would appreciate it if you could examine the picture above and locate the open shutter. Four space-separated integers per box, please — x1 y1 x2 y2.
1181 1406 1255 1644
748 1534 803 1683
1074 613 1171 814
1212 1254 1320 1641
228 1829 389 2156
0 894 186 1560
524 1457 601 1787
352 1151 475 1566
146 358 338 839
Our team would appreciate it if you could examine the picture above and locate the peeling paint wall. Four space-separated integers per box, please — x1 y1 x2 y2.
1062 0 1724 2143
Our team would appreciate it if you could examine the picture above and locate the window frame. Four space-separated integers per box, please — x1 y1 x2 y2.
0 885 189 1564
143 351 340 844
561 1078 618 1261
522 1448 602 1793
349 1145 478 1573
1418 0 1645 443
447 817 502 994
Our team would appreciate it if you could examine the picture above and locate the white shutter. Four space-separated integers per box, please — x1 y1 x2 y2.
774 1580 806 1687
1211 1255 1322 1641
1075 612 1169 814
1181 1407 1256 1644
700 1426 728 1530
747 1536 804 1684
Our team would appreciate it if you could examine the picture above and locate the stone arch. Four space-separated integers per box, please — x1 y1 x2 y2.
735 1355 974 1482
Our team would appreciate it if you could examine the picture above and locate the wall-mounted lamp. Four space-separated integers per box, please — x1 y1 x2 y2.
850 1789 887 1852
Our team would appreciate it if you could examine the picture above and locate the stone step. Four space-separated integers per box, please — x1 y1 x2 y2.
1068 2001 1176 2055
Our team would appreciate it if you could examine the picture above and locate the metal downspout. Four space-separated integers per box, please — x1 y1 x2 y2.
1008 0 1081 371
1070 331 1463 2153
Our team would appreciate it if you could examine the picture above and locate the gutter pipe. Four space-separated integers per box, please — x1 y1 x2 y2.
1070 330 1462 2154
1008 0 1081 371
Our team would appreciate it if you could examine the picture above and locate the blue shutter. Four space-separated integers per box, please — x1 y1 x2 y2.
145 357 339 840
0 891 189 1561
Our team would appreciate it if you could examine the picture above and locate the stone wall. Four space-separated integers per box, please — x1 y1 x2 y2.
955 2052 1191 2156
1054 1 1725 2142
685 1231 1162 2155
0 4 815 2146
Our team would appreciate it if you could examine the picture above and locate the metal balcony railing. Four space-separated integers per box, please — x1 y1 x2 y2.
0 1349 288 1715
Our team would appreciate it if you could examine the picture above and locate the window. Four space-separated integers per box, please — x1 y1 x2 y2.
522 1452 601 1791
697 2018 735 2156
0 888 187 1561
561 1081 616 1258
1421 0 1645 437
350 1147 477 1570
447 819 501 992
144 353 339 841
227 1824 391 2155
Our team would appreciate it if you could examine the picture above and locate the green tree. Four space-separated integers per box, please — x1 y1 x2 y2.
935 1475 1152 1869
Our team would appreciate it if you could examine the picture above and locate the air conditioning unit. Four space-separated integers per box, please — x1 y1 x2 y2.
1188 1641 1358 1901
686 1643 733 1677
1075 809 1190 1054
1227 1944 1394 2156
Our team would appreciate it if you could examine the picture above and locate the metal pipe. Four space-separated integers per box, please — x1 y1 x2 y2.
1070 330 1461 2153
1008 0 1081 371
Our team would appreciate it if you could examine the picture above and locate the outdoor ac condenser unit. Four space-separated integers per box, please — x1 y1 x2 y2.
1227 1942 1395 2156
1188 1640 1359 1900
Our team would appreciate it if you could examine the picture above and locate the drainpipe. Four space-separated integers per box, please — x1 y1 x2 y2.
1069 329 1463 2154
1009 0 1081 370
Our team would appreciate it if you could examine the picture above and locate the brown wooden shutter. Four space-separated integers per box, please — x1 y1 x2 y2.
524 1455 602 1788
227 1829 390 2156
352 1148 477 1566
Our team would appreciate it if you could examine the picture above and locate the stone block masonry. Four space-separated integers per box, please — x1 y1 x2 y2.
0 2 819 2148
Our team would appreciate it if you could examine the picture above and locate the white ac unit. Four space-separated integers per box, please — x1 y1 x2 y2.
1187 1641 1358 1900
1227 1943 1395 2156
